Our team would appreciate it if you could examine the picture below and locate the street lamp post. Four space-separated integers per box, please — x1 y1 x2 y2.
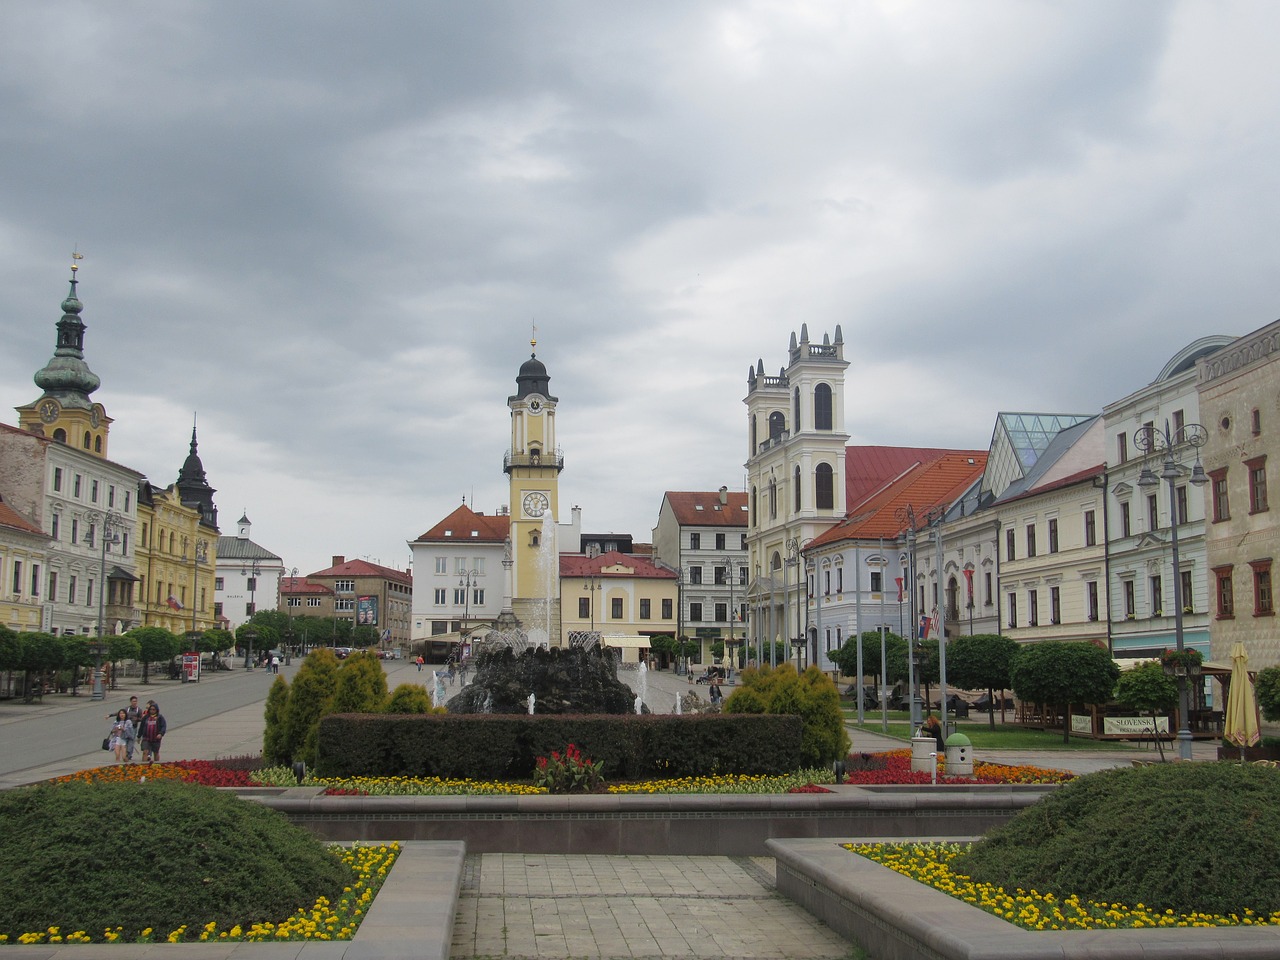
722 554 737 674
458 568 479 662
88 511 122 701
242 558 262 667
783 538 800 669
1136 419 1209 762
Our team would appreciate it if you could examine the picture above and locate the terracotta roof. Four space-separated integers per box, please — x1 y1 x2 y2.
844 445 955 505
308 558 413 585
413 503 510 543
662 491 748 527
560 551 678 580
809 449 988 548
0 497 45 537
280 577 331 596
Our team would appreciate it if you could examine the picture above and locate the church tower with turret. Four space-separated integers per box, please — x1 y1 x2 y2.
505 337 563 644
16 257 113 454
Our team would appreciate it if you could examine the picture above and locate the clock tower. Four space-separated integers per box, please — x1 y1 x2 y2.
505 337 563 642
16 257 112 456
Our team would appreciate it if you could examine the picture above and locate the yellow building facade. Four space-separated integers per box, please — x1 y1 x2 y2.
135 482 218 636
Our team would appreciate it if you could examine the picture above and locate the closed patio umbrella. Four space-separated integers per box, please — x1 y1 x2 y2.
1224 641 1261 760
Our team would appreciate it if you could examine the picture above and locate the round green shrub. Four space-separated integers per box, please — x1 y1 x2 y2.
0 780 353 939
955 762 1280 915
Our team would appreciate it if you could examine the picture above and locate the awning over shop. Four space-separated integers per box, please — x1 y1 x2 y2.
601 635 653 649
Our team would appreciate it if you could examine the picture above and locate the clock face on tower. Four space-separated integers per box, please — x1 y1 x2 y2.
522 491 550 518
527 395 545 415
38 399 60 424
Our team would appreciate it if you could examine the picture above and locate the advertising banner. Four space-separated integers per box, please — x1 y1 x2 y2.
182 652 200 683
357 595 379 626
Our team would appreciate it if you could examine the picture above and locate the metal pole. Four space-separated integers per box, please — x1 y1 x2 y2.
906 527 918 727
936 520 948 735
854 546 863 725
1167 444 1194 762
879 537 888 732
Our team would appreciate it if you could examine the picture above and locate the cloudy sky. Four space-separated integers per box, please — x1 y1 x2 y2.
3 2 1278 577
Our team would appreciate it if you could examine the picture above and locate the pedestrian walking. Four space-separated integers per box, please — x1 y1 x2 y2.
138 702 167 763
270 654 280 675
107 709 133 765
415 655 424 672
122 695 143 761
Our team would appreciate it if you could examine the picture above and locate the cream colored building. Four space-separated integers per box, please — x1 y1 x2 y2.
1198 320 1280 670
559 551 678 662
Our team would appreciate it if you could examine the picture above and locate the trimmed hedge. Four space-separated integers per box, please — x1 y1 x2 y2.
315 712 804 779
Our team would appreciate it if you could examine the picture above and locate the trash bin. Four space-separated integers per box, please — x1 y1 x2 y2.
910 736 938 774
944 732 973 778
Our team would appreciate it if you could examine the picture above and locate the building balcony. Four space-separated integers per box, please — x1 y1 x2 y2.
503 450 566 474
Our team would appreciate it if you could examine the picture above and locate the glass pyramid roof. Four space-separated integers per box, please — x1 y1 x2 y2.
982 413 1093 500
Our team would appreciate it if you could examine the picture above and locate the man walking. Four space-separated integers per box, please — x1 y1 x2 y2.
109 695 144 762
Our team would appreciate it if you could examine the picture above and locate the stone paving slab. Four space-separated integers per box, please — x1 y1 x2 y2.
451 854 848 960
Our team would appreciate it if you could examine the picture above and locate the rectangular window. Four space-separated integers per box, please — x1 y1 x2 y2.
1087 581 1099 621
662 598 672 619
1215 565 1235 618
434 557 447 574
11 560 21 595
287 597 300 608
1028 589 1039 626
1211 469 1230 522
611 597 623 619
1007 593 1017 628
1050 586 1060 624
1048 518 1058 553
714 566 727 585
871 570 883 593
715 533 726 550
91 479 99 503
73 474 81 497
1248 457 1269 513
1150 575 1163 616
453 588 465 605
984 571 993 606
454 557 466 575
434 588 447 605
715 602 728 622
689 566 702 585
108 485 115 507
1124 580 1135 618
1140 421 1155 450
48 571 58 602
1145 493 1158 532
1172 408 1185 435
1176 485 1189 525
335 579 355 593
836 567 843 592
31 564 40 597
431 621 448 636
689 533 701 550
1084 510 1096 547
214 577 224 590
87 578 94 607
1121 501 1132 538
578 597 591 618
639 598 651 619
71 518 78 544
689 602 703 622
306 598 320 608
1251 561 1274 616
334 599 352 612
1026 524 1036 558
68 575 77 604
739 566 747 586
50 514 59 540
124 492 130 512
1005 528 1015 561
740 534 748 550
472 558 485 575
1181 570 1193 613
473 588 484 606
53 467 63 492
1117 432 1128 464
246 576 257 592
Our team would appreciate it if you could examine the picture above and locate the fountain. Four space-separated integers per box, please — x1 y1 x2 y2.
430 670 447 708
674 692 682 715
446 644 642 714
527 693 535 715
636 661 648 712
634 695 643 715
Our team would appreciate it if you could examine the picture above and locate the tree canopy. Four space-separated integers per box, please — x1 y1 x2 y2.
1010 640 1120 742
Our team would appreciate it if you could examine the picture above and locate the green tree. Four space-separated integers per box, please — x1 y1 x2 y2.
1010 640 1121 743
262 675 291 765
237 622 280 662
59 636 93 696
248 609 290 635
0 626 23 674
1256 666 1280 723
129 627 178 683
725 663 850 767
330 651 388 714
385 684 437 714
1114 662 1178 760
710 640 725 663
280 649 340 766
18 632 61 701
945 633 1019 728
351 624 379 649
830 630 903 689
106 633 141 685
200 628 236 665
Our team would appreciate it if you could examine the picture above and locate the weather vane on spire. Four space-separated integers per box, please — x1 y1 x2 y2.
71 247 84 276
531 320 538 353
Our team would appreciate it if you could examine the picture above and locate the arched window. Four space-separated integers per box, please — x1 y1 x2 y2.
769 477 778 519
94 436 102 453
814 383 833 431
794 465 802 512
947 576 960 622
793 387 802 432
771 551 782 571
815 462 834 509
83 431 92 449
768 411 786 442
751 486 758 526
53 428 66 443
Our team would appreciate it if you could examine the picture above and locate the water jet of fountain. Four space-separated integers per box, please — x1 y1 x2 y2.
527 692 536 715
634 694 642 714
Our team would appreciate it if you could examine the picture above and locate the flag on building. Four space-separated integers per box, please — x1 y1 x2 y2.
917 614 931 639
166 596 183 611
895 577 904 602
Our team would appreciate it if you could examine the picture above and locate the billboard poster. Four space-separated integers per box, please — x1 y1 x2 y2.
357 595 379 626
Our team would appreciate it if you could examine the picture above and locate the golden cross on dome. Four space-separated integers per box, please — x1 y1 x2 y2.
530 320 538 353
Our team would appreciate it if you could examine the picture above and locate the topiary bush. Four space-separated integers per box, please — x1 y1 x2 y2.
954 762 1280 915
384 684 438 714
725 663 850 767
0 780 353 939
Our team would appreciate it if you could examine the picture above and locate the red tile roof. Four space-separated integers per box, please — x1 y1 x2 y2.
308 558 413 585
810 449 988 548
279 577 331 596
560 551 678 580
0 497 45 537
844 445 955 504
413 503 510 543
662 491 748 527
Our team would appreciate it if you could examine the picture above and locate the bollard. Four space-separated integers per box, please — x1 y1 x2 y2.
944 732 974 778
910 736 937 774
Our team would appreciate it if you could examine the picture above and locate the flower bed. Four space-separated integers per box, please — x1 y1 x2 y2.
1 843 398 944
841 750 1074 786
847 841 1279 930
